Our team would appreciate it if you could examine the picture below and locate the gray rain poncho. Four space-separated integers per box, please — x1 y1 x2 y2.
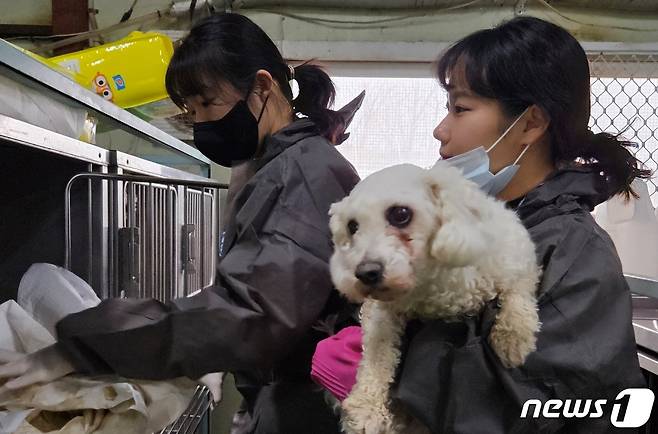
395 167 645 433
56 118 360 434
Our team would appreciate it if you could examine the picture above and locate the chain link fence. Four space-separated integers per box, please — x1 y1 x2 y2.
588 53 658 205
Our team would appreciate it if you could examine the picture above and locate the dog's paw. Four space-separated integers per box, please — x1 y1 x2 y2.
359 415 393 434
488 321 537 368
342 396 396 434
343 414 394 434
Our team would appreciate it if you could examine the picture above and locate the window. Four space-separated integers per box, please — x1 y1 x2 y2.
332 55 658 205
333 76 446 178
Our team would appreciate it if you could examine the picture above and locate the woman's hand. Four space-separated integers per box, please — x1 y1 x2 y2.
0 344 75 390
198 372 224 406
310 325 362 401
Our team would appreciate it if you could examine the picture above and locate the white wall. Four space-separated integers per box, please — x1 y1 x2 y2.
0 0 50 26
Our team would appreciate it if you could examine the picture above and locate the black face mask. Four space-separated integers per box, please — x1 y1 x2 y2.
192 96 268 168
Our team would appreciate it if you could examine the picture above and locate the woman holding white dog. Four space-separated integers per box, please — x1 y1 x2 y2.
0 13 362 434
312 16 648 433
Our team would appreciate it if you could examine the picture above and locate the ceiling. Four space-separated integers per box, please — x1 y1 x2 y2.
231 0 658 13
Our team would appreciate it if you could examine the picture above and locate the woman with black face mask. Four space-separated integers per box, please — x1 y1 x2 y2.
0 13 360 434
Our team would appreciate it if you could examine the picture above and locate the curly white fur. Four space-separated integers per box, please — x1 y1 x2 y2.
329 163 541 434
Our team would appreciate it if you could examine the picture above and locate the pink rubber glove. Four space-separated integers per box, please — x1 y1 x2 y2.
311 325 363 401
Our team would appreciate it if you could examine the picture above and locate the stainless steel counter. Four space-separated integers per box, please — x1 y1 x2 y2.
628 275 658 375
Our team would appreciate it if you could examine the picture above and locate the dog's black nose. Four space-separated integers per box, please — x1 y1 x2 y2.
355 261 384 286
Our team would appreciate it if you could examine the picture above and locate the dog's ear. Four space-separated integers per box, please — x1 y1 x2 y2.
425 162 454 204
328 198 349 246
425 166 488 267
430 220 487 267
426 164 486 220
328 198 345 218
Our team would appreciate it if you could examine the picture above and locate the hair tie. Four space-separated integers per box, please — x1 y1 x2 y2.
287 64 300 100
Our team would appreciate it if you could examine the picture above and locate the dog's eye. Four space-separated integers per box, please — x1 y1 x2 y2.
386 206 413 228
347 219 359 235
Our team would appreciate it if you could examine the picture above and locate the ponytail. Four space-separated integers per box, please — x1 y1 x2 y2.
165 14 345 143
290 62 343 142
433 16 653 200
579 131 652 199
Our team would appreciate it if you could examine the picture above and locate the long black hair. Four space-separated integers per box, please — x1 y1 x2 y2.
165 13 342 140
436 16 651 199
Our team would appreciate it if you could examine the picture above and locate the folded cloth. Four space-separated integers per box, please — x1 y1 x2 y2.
0 300 197 434
311 326 363 401
1 375 195 434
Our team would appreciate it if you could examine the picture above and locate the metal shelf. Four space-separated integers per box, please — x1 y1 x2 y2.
0 113 109 165
0 38 208 165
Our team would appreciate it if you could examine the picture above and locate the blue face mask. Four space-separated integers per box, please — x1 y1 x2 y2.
436 108 530 196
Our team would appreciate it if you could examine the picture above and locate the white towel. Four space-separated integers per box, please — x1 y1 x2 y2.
17 264 101 337
1 260 201 434
0 300 197 434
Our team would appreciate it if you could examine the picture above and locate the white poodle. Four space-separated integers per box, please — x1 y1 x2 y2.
329 162 541 434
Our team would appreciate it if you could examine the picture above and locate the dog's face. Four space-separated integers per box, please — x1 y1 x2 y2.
329 163 489 304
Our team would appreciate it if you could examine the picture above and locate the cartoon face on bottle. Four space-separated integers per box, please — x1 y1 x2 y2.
92 73 114 101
